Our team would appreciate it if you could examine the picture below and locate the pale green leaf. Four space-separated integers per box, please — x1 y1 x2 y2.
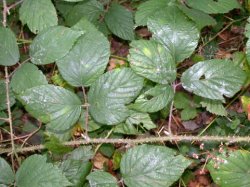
148 6 199 63
104 3 134 40
0 80 15 110
65 0 104 26
0 27 19 66
129 40 176 84
186 0 242 14
30 26 83 65
19 0 58 33
87 171 118 187
207 150 250 187
126 112 156 130
129 85 174 113
200 98 227 116
18 85 82 131
88 68 144 125
10 63 48 94
0 157 14 185
121 145 191 187
181 59 246 101
57 19 110 87
135 0 170 26
16 155 71 187
174 92 191 109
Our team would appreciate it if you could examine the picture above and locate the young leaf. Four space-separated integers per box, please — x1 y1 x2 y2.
0 80 15 110
65 0 104 26
181 59 246 101
87 171 118 187
135 0 170 26
126 112 156 130
88 68 144 125
207 150 250 187
0 157 14 185
104 3 134 40
186 0 242 14
0 27 20 66
16 155 71 187
19 0 58 33
120 145 191 187
147 6 199 63
10 63 48 94
30 26 83 65
57 19 110 87
129 85 174 113
129 40 176 84
200 98 227 116
18 85 82 131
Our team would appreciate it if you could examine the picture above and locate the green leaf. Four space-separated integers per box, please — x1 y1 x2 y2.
0 27 19 66
181 59 246 101
16 155 71 187
30 26 83 65
65 0 104 26
186 0 242 14
126 112 156 130
129 40 176 84
45 135 73 155
207 150 250 187
10 63 48 94
135 0 170 26
241 95 250 115
113 123 140 135
88 68 144 125
57 19 110 87
245 17 250 63
19 0 58 33
104 3 134 40
67 146 94 162
62 0 85 2
180 108 197 121
87 171 118 187
18 85 82 131
129 85 174 113
147 6 199 63
174 92 192 109
121 145 191 187
0 80 15 110
0 112 7 126
200 98 227 116
177 4 217 30
0 157 14 185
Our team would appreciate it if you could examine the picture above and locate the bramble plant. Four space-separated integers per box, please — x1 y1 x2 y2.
1 0 250 186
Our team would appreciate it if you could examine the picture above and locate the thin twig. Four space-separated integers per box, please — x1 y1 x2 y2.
0 117 9 122
82 86 90 141
2 135 250 154
2 0 7 27
94 128 114 154
21 121 42 148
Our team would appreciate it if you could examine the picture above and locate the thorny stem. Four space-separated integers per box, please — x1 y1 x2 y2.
2 135 250 154
94 128 114 154
82 86 90 141
2 0 7 27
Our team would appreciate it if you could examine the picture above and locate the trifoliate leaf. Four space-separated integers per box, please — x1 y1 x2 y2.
19 0 58 33
129 85 174 113
104 3 134 40
87 171 118 187
18 85 82 131
0 27 19 66
0 157 14 185
200 98 227 116
30 26 83 65
57 19 110 87
186 0 242 14
88 68 144 125
16 155 71 187
10 63 48 94
129 40 176 84
207 150 250 187
0 80 15 110
121 145 191 187
126 112 156 130
135 0 170 26
148 6 199 63
181 59 246 101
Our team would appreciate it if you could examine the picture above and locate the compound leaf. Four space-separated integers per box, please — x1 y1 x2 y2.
30 26 83 65
88 68 144 125
121 145 191 187
129 40 176 84
0 27 19 66
18 85 82 131
19 0 58 33
181 59 246 101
